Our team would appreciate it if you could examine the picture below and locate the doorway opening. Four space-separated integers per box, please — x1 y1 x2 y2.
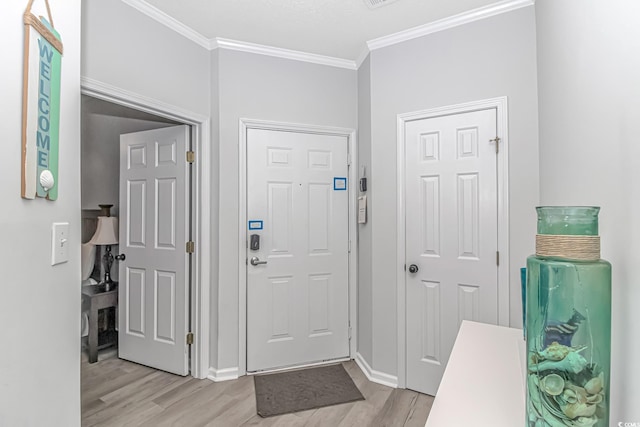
79 79 211 383
80 95 181 369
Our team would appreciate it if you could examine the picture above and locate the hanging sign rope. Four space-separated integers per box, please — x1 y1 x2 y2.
21 0 63 200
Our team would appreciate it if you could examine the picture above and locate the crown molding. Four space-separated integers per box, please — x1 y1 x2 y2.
121 0 213 49
214 38 357 70
367 0 535 51
121 0 532 70
120 0 355 69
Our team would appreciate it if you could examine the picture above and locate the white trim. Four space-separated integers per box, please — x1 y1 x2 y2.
81 77 209 124
354 353 398 389
121 0 356 69
81 76 211 380
367 0 535 51
207 367 239 382
121 0 213 50
238 119 358 376
215 38 357 70
396 97 510 389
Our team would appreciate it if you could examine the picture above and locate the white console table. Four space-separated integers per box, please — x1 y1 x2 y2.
425 321 526 427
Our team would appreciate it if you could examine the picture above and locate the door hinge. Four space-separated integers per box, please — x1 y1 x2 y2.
348 240 352 253
496 251 500 266
186 241 195 253
348 326 352 340
186 332 194 345
490 136 501 154
347 153 352 166
186 150 195 163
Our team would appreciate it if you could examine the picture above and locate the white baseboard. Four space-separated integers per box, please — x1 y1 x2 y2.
207 366 239 382
355 352 398 388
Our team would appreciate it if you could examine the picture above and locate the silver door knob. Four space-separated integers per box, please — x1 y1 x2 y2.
250 257 267 266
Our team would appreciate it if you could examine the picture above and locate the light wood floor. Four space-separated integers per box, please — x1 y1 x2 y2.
81 352 434 427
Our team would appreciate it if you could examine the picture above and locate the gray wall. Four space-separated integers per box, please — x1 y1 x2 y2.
215 49 358 370
82 0 210 116
209 49 220 371
357 56 373 364
0 2 82 425
362 7 539 376
535 0 640 420
82 0 218 378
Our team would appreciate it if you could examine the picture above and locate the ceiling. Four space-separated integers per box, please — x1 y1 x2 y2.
140 0 505 60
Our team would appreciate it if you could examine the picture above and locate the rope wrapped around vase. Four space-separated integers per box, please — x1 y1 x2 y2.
535 234 600 261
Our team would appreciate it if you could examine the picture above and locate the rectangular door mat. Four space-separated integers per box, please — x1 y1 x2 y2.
254 363 365 417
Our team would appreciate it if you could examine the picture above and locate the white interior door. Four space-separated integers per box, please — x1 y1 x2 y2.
246 128 350 372
118 125 190 376
405 109 499 395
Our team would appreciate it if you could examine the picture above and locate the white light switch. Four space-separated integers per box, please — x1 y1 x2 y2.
51 222 70 266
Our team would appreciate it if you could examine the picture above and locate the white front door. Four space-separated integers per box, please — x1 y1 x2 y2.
246 129 350 372
118 125 190 376
404 109 499 395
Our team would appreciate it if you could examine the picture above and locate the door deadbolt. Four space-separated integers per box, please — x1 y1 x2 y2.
408 264 419 274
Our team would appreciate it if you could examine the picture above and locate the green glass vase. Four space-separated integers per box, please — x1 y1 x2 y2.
526 207 611 427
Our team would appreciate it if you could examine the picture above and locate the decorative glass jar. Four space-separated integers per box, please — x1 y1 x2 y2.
526 207 611 427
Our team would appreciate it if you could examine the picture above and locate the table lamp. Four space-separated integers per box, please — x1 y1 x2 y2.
89 205 119 291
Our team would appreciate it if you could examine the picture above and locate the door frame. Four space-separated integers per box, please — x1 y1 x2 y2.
238 118 358 376
396 97 510 389
81 77 211 379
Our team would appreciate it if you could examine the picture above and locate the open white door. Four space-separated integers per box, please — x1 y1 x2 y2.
118 125 190 376
246 129 350 372
404 109 499 395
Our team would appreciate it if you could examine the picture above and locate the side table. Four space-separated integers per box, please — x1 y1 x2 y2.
82 284 118 363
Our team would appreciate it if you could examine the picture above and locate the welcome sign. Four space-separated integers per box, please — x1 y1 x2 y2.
22 0 63 200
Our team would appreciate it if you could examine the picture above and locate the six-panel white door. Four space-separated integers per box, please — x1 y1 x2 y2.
118 125 190 376
246 129 350 372
404 109 499 395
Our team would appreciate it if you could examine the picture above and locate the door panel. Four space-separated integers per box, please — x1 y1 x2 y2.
119 125 190 376
247 129 349 372
405 109 498 395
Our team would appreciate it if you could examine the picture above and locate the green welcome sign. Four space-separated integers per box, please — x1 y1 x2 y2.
21 0 63 200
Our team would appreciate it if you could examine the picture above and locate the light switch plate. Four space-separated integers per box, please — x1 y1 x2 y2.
51 222 70 265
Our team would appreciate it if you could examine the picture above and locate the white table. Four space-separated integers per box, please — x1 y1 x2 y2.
425 321 526 427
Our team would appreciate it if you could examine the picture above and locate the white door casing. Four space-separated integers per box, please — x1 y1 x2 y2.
402 106 504 395
119 125 190 376
246 128 350 372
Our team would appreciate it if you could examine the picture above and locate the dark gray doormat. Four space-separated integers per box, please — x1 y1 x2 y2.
254 363 365 417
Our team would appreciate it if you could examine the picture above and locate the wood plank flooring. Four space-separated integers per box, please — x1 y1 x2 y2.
82 352 434 427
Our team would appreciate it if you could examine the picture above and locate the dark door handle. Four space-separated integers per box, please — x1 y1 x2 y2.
115 253 126 261
408 264 419 274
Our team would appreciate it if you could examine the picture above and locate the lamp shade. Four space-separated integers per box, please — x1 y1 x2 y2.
89 216 119 245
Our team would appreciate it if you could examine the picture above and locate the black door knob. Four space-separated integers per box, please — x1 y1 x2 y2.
408 264 419 273
115 253 126 261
